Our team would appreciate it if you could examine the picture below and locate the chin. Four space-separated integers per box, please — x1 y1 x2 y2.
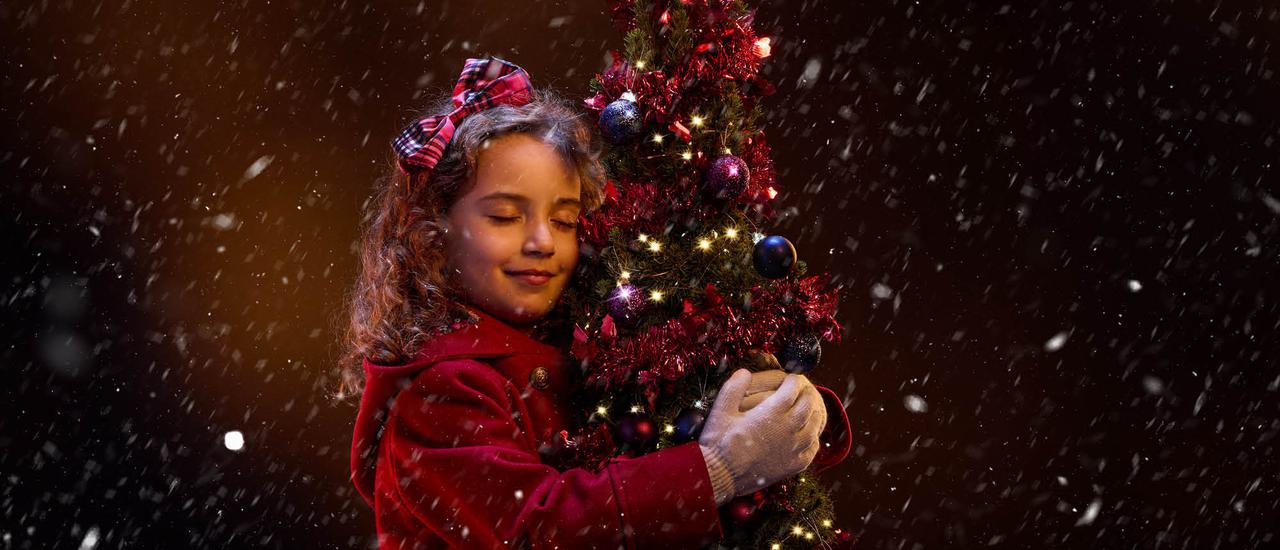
495 302 553 326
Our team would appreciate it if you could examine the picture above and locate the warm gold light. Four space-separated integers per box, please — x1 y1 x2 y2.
792 526 804 536
652 133 664 144
620 270 632 280
629 405 641 413
648 240 661 253
635 60 646 69
691 115 704 127
649 290 664 302
681 151 693 160
663 424 675 434
725 227 739 239
596 406 608 415
822 519 832 528
638 233 649 242
697 239 711 250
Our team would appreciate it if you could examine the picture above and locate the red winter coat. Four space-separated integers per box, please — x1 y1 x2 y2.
350 307 852 549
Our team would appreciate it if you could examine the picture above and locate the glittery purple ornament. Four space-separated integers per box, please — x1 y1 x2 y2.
703 154 750 201
779 333 823 374
607 283 645 328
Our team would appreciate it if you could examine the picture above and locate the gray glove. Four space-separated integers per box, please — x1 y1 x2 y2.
698 369 826 505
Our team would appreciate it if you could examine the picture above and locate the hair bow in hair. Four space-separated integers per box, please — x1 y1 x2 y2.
392 56 534 176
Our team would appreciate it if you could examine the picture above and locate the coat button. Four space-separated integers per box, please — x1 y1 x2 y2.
529 367 551 390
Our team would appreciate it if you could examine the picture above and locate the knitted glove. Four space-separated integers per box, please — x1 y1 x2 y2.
698 369 826 505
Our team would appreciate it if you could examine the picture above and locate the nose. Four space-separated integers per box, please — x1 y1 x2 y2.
522 219 555 257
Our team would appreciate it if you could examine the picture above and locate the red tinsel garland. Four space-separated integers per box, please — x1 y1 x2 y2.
573 274 843 395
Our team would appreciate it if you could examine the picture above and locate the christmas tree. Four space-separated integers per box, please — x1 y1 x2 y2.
553 1 855 548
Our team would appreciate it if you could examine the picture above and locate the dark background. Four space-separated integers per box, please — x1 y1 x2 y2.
4 0 1278 548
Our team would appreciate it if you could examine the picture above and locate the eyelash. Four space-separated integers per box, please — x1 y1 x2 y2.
488 216 578 229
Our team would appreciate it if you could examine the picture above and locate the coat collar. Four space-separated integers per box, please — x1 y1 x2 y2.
412 303 562 364
350 303 570 505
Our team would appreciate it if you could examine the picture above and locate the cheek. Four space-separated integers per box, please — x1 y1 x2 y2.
455 227 520 274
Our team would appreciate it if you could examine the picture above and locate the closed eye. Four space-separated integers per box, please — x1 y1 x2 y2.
488 216 519 224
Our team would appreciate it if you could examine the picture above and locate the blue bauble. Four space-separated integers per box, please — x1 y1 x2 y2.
779 333 823 374
607 283 645 328
752 235 796 279
599 98 644 144
703 155 750 201
672 408 707 443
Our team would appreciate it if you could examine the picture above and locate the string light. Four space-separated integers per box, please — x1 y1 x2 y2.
822 519 832 528
652 133 664 144
596 405 608 416
648 240 661 253
725 227 739 239
620 270 632 280
681 151 693 160
635 60 646 69
663 424 675 434
792 526 804 536
697 238 712 251
649 290 664 302
804 533 814 541
691 115 705 127
629 405 642 413
771 545 781 550
638 233 649 242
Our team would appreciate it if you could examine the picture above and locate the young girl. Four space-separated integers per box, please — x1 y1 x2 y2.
344 57 851 549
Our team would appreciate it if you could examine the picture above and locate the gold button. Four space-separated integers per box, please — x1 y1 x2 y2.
529 367 551 390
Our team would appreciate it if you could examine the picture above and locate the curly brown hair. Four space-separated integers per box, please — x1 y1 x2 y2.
338 86 606 396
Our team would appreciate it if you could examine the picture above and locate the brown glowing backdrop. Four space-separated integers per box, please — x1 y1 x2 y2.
4 1 1277 548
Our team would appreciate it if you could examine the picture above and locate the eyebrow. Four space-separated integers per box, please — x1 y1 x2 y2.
479 192 581 208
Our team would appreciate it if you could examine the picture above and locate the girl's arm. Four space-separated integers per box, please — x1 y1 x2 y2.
373 358 723 550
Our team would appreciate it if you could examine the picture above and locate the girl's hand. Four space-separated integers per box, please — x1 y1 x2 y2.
740 368 787 412
698 369 827 503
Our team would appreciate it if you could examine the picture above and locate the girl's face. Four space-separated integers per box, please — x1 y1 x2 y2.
441 133 582 329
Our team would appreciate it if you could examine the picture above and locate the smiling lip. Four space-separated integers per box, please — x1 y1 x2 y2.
506 270 555 286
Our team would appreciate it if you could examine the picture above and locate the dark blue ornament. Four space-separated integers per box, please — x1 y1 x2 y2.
779 333 823 374
703 154 750 201
672 408 707 443
607 283 645 328
599 98 644 144
752 235 796 279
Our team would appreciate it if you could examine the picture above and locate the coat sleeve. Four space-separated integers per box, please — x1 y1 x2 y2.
809 384 853 474
374 358 724 550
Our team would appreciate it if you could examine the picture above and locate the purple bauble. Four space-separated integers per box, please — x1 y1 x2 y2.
607 283 645 328
616 413 656 448
703 154 750 201
725 497 758 524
